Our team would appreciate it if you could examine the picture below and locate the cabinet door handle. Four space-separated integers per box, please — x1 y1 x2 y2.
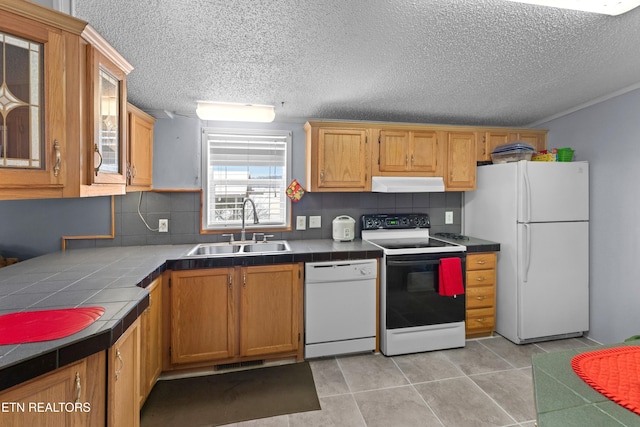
411 154 414 166
475 276 486 281
94 144 103 176
75 371 81 403
475 318 486 323
405 154 408 166
476 260 486 265
228 274 232 290
243 272 246 288
475 296 486 300
320 170 324 183
115 349 123 380
53 140 61 177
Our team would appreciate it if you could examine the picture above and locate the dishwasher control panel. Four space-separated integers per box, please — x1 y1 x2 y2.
305 259 377 282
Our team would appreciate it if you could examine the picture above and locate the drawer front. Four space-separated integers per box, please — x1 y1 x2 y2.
466 286 494 309
466 269 496 287
466 308 495 332
466 315 495 333
466 253 496 271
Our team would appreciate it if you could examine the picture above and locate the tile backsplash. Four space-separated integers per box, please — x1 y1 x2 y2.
66 191 463 250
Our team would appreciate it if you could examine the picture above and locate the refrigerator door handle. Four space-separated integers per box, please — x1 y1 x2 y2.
523 162 531 223
523 223 531 283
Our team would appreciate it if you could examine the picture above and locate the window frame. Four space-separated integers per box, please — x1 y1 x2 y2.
200 127 293 233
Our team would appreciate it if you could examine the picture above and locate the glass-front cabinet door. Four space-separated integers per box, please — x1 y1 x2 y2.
0 14 66 192
89 48 127 186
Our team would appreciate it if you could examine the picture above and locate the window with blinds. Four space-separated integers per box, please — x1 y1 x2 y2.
201 128 292 231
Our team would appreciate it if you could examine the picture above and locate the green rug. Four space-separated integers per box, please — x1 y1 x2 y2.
141 362 320 426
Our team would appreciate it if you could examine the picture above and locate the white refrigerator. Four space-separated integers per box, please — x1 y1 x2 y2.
464 161 589 344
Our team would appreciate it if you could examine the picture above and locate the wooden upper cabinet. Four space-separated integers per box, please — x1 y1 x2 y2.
0 1 132 200
445 131 476 191
378 129 440 175
478 131 510 162
478 129 548 162
513 130 547 152
127 103 155 191
305 122 370 191
0 7 78 199
81 26 132 196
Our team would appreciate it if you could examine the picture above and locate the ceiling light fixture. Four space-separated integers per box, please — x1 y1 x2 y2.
504 0 640 15
195 101 276 122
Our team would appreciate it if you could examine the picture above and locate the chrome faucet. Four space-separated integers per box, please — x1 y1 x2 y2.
240 198 259 241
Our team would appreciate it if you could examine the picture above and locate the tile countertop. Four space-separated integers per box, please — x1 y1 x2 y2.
0 239 382 391
532 340 640 426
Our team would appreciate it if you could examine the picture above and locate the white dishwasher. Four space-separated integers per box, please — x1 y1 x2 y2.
304 259 377 358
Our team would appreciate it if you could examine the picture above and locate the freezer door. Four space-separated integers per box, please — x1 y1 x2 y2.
518 161 589 223
517 221 589 341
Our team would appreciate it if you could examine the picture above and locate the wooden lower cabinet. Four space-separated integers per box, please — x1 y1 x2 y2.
139 277 162 408
170 268 235 364
0 352 106 426
240 264 301 357
169 264 303 368
465 252 497 338
108 318 140 427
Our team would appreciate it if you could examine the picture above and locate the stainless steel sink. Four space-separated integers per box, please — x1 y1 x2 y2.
185 240 291 257
186 243 242 256
241 241 291 253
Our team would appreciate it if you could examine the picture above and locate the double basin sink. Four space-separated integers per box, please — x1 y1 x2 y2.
186 240 291 257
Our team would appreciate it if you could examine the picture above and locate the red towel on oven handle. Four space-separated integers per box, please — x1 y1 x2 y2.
439 257 465 297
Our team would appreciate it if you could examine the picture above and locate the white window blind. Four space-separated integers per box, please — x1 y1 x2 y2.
201 128 292 230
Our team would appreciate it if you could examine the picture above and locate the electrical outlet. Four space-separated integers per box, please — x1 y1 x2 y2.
158 219 169 232
296 216 306 230
445 211 454 225
309 216 321 228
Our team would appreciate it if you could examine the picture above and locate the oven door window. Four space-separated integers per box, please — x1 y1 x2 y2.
385 254 465 329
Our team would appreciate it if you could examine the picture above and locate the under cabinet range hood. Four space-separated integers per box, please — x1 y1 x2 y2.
371 176 445 193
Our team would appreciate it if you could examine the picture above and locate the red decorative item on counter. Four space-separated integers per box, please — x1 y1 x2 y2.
571 346 640 415
0 306 105 345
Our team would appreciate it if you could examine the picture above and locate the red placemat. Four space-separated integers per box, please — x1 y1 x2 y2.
0 307 105 345
571 346 640 415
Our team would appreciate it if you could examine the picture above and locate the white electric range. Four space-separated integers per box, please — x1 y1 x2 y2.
361 213 467 356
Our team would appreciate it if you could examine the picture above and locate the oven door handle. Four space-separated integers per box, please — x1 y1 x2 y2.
386 259 443 267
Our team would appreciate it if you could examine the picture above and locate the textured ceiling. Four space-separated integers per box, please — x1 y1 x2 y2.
73 0 640 126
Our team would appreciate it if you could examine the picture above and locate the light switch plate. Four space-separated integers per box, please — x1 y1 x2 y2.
296 216 306 230
309 216 321 228
445 211 454 224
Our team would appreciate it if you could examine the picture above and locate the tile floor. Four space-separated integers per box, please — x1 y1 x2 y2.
225 335 599 427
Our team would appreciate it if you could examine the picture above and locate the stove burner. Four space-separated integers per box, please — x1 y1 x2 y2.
434 232 469 241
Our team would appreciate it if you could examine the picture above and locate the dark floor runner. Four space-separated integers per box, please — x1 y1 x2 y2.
141 362 320 426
